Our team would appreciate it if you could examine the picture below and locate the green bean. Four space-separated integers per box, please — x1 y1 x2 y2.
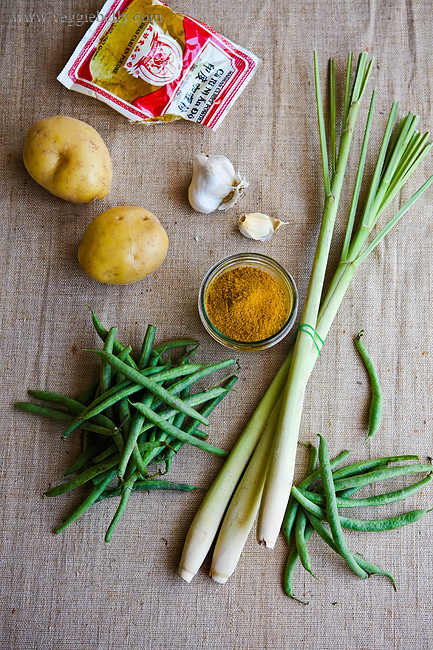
318 434 368 578
332 463 433 492
130 401 228 456
150 339 199 356
44 453 121 497
284 522 315 603
295 507 317 579
27 390 116 430
355 330 383 442
105 474 136 541
14 402 115 436
131 443 149 479
296 474 433 509
96 478 200 501
137 325 157 370
85 351 210 425
85 305 138 368
100 327 118 396
304 511 397 590
177 344 199 366
341 508 431 532
282 449 350 542
332 455 419 480
114 350 132 444
54 470 116 534
282 443 319 547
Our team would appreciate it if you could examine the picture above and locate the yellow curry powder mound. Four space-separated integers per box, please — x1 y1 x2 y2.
205 266 291 342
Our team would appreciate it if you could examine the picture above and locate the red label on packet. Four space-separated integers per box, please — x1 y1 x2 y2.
57 0 259 130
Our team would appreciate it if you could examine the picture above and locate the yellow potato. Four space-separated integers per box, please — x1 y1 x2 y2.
23 115 112 203
78 206 168 284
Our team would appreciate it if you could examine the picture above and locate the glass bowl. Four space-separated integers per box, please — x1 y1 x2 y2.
198 253 298 351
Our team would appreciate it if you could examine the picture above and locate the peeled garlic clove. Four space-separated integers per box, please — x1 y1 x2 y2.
238 213 287 241
188 153 248 214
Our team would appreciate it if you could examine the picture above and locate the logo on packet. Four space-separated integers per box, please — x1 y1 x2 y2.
125 22 183 85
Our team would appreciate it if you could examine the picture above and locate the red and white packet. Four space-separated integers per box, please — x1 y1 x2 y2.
57 0 259 130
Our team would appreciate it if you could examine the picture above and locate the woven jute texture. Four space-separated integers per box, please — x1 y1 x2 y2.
1 1 433 648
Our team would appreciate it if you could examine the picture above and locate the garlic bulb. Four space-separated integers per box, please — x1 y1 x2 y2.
188 154 248 214
238 212 288 241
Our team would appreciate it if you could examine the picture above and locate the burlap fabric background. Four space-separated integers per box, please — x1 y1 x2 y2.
1 1 433 648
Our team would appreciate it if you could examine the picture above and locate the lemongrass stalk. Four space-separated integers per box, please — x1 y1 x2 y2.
178 355 292 582
179 52 433 582
256 52 373 549
178 52 372 580
209 400 281 583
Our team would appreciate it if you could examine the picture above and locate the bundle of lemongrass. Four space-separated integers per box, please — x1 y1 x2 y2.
178 52 433 584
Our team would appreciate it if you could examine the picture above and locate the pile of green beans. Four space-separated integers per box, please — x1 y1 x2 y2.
283 435 432 603
14 307 240 541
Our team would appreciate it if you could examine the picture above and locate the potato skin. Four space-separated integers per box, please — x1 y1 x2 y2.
78 206 168 284
23 115 112 203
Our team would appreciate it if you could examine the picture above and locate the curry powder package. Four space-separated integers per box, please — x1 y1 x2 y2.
57 0 259 130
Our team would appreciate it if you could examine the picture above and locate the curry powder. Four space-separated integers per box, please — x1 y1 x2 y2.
205 266 291 342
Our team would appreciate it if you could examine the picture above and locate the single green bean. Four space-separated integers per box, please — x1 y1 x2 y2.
282 449 351 542
150 339 199 356
54 470 117 534
295 507 317 579
305 511 396 590
137 325 157 370
296 474 433 509
130 401 228 456
332 464 433 492
85 305 137 368
318 435 368 578
282 443 319 548
85 351 210 425
100 327 118 396
96 479 200 501
332 455 419 480
284 523 315 603
14 402 115 436
105 474 136 542
341 508 431 532
355 330 383 441
115 350 132 446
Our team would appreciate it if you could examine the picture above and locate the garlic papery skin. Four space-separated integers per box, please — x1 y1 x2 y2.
188 153 248 214
238 213 287 241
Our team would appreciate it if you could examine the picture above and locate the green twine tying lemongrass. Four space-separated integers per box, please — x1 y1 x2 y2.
178 51 433 585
